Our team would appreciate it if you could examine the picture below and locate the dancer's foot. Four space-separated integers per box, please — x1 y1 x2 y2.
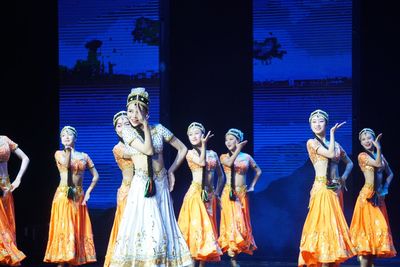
230 257 240 267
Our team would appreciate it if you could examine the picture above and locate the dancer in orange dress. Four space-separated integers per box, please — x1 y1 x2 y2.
44 126 98 267
218 128 262 267
178 122 223 266
0 135 29 265
104 111 134 267
350 128 396 267
298 109 355 267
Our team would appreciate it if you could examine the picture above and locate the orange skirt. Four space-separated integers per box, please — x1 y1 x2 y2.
298 178 355 266
337 188 344 211
206 191 218 237
44 186 96 265
218 185 256 256
0 195 25 266
178 182 222 261
104 181 131 267
349 184 396 257
1 177 16 239
379 198 392 234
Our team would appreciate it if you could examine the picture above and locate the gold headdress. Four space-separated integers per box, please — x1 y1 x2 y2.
126 87 149 108
309 109 329 123
225 128 244 142
187 122 205 135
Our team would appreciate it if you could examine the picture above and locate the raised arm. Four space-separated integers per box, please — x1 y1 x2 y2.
221 140 248 167
122 124 154 156
315 122 346 159
123 103 154 156
365 133 383 168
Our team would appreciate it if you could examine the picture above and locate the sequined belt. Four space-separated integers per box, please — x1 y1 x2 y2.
121 179 132 186
134 168 167 178
191 181 215 193
0 176 11 190
57 185 83 195
224 183 247 194
362 182 374 190
314 176 327 183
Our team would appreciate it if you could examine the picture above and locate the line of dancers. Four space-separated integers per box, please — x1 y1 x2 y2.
0 88 396 267
299 109 396 267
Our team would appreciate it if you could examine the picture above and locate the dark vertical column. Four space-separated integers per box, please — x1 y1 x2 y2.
350 0 361 209
167 0 253 207
359 0 400 249
159 0 172 167
7 0 59 264
160 0 171 125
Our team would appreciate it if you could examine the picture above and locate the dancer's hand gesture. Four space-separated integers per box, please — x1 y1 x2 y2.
136 103 149 125
201 131 214 145
236 140 248 151
372 133 382 151
330 121 346 134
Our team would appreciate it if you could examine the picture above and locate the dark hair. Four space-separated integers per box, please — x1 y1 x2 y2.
132 123 155 197
193 147 209 202
228 151 237 201
363 149 380 206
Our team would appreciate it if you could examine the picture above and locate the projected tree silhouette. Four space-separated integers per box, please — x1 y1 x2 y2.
131 17 160 46
72 39 103 78
254 33 287 64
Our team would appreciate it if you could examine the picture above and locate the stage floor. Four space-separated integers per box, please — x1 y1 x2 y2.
32 257 400 267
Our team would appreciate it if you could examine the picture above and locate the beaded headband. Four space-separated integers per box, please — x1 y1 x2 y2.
187 122 205 134
359 128 376 141
60 126 77 138
113 111 128 127
309 109 329 123
225 128 244 142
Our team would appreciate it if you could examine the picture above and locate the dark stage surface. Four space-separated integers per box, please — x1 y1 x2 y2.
32 258 400 267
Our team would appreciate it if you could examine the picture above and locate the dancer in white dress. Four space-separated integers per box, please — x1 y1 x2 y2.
120 87 192 267
110 93 167 267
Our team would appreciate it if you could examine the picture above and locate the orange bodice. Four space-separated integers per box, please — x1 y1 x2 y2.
55 150 94 175
307 138 346 164
113 143 134 171
220 153 256 175
358 152 386 173
186 150 218 172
